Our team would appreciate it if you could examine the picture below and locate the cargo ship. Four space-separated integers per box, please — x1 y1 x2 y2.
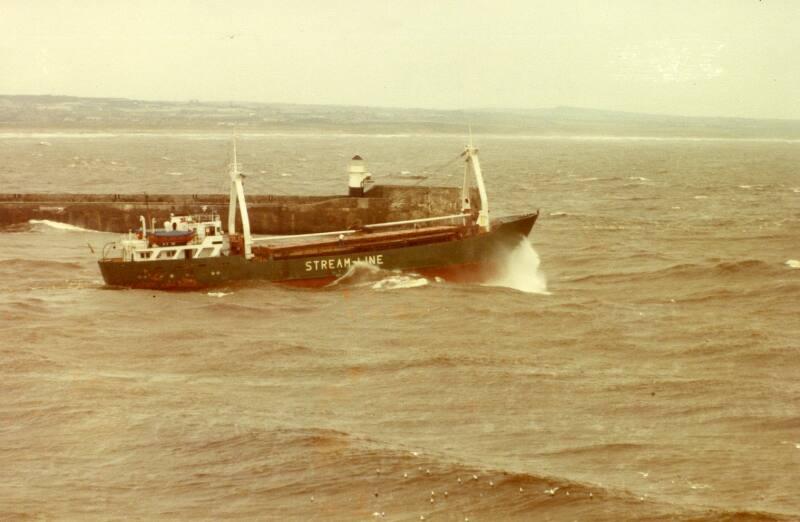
98 142 538 289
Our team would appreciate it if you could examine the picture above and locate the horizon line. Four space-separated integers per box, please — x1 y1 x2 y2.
3 93 800 124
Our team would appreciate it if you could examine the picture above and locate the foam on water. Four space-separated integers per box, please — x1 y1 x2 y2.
371 275 429 291
785 259 800 269
207 291 233 298
328 243 548 293
28 220 97 232
329 262 382 287
330 262 430 291
486 240 549 294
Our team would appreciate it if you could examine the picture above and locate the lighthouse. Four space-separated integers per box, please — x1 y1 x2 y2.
348 155 371 197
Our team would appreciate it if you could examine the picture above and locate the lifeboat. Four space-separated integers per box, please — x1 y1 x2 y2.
147 229 195 247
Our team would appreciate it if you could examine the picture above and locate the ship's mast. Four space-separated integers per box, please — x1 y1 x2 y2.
462 138 490 231
227 139 253 258
460 126 472 216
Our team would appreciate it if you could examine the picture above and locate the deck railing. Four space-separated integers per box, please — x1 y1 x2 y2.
250 213 471 243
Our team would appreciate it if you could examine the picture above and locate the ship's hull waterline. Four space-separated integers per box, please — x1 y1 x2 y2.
98 213 538 290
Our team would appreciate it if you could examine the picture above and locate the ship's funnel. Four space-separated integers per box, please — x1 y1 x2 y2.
348 155 371 197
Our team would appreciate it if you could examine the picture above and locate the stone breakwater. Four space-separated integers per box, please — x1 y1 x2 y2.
0 185 473 234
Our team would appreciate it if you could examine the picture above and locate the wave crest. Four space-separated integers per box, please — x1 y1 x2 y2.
28 219 98 232
328 262 431 291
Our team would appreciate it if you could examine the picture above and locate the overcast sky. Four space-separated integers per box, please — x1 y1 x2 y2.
1 0 798 119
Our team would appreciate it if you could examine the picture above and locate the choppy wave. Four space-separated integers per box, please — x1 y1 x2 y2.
371 274 430 290
567 258 779 285
341 354 516 375
194 301 274 318
0 258 83 271
28 219 97 232
145 425 792 522
0 346 64 372
3 131 799 520
329 262 431 291
714 259 773 273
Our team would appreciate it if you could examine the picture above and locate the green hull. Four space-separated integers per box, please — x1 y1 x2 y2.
98 213 538 290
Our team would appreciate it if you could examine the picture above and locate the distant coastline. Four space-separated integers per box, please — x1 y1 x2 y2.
2 94 799 139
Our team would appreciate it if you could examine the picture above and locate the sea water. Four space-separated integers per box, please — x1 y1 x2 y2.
1 133 798 520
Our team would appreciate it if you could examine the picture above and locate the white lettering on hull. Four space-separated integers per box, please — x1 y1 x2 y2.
304 254 384 272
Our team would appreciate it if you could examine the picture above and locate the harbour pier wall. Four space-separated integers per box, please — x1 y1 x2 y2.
0 185 471 234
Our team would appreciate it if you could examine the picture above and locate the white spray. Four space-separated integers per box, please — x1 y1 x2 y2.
486 239 549 294
329 262 430 290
